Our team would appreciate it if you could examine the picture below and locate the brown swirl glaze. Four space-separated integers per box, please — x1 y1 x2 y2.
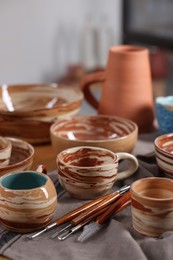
0 84 83 144
57 146 138 199
0 137 34 177
130 177 173 237
0 170 57 233
51 115 138 154
154 133 173 177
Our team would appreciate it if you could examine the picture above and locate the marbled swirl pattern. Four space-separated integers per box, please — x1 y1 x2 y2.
0 137 12 167
131 177 173 237
154 133 173 178
0 84 83 144
0 172 57 233
57 146 138 199
51 115 138 155
0 137 34 177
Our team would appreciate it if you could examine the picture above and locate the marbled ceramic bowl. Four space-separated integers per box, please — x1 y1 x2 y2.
0 84 83 144
50 115 138 155
0 136 12 167
0 137 34 177
131 177 173 237
154 133 173 178
0 165 57 233
155 96 173 134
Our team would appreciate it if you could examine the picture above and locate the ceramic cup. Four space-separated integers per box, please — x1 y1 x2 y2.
0 137 12 168
130 177 173 237
154 133 173 178
0 165 57 233
56 146 139 199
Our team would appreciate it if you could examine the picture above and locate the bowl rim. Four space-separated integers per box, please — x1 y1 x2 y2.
0 137 34 171
154 133 173 156
131 177 173 202
50 114 138 143
56 145 119 169
0 83 84 115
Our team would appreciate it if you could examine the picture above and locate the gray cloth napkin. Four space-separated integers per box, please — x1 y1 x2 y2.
0 131 173 260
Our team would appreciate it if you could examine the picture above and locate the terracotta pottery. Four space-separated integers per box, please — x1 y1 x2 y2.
130 177 173 237
0 165 57 233
80 45 155 133
50 114 138 155
56 146 139 199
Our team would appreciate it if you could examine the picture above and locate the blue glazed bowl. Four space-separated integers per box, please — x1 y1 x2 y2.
155 96 173 134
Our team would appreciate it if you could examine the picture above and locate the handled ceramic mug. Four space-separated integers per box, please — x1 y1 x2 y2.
0 165 57 233
56 146 139 199
80 45 155 133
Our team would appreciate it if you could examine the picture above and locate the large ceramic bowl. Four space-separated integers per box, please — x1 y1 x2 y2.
154 133 173 178
0 137 34 177
0 84 83 144
50 115 138 155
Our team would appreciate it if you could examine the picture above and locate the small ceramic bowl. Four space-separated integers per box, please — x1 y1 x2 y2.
155 96 173 134
0 165 57 233
0 137 34 177
0 136 12 168
131 177 173 237
154 133 173 178
50 115 138 155
0 83 83 144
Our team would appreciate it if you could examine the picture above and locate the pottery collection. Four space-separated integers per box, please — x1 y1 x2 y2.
0 44 172 237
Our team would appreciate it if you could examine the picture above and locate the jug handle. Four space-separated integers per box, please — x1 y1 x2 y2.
35 165 47 175
80 70 106 109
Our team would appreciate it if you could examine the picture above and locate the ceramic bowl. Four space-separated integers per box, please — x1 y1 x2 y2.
0 83 83 144
0 136 12 167
0 137 34 177
131 177 173 237
154 133 173 178
50 115 138 155
155 96 173 134
0 165 57 233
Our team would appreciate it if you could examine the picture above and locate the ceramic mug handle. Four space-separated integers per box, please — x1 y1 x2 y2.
80 70 106 109
116 152 138 181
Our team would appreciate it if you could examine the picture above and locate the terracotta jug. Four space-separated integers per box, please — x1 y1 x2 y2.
80 45 155 133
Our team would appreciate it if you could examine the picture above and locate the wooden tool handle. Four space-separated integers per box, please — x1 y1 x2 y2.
71 191 122 226
97 191 131 225
56 191 118 225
